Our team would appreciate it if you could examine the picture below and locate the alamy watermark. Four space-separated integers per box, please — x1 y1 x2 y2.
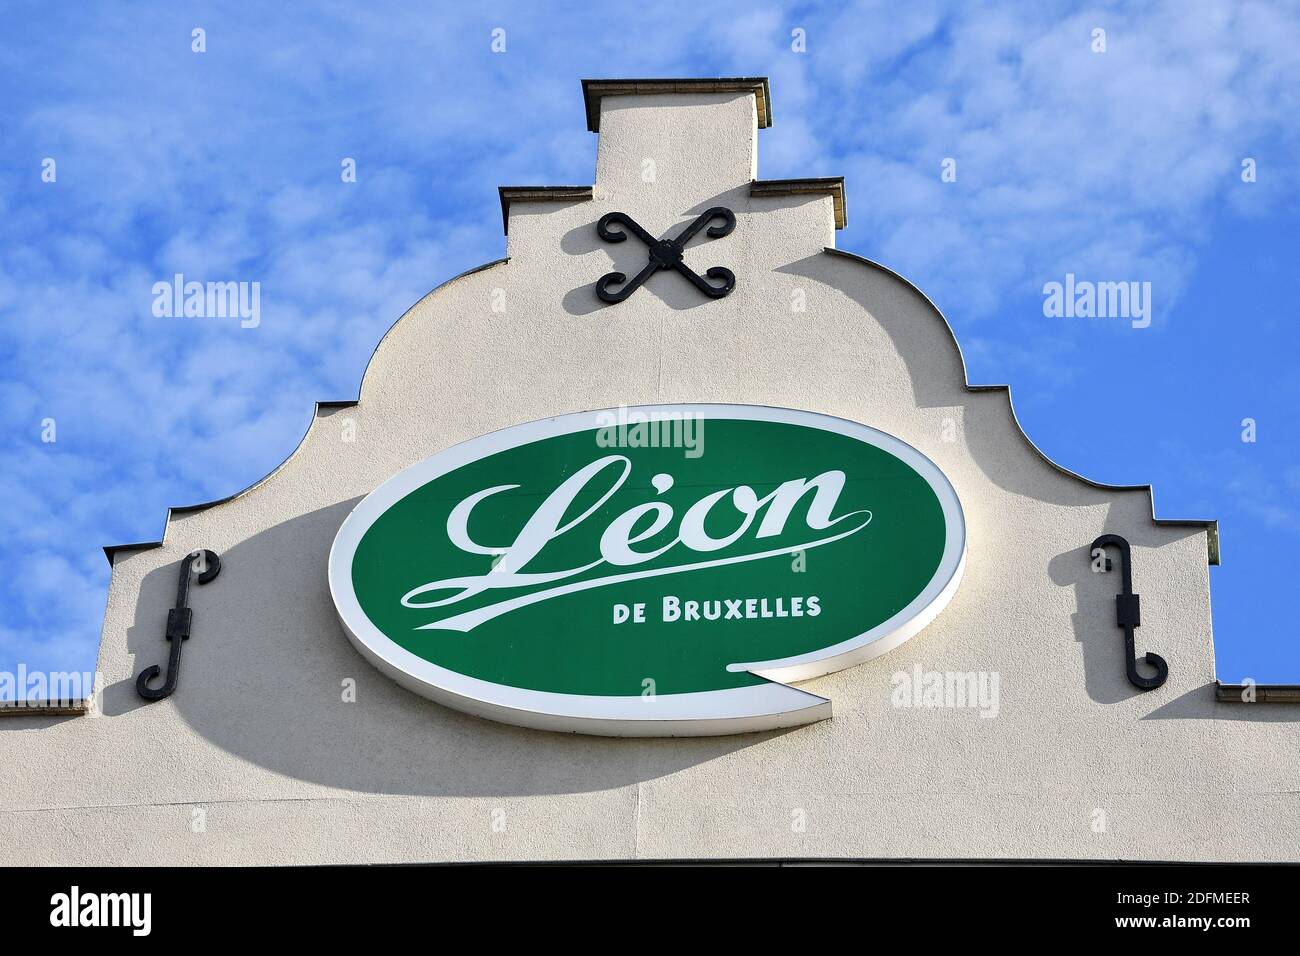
890 664 1000 718
152 273 260 328
595 405 704 458
0 665 99 713
1042 273 1151 328
50 886 151 936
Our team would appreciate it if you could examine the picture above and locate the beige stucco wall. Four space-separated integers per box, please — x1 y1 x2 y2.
2 89 1295 864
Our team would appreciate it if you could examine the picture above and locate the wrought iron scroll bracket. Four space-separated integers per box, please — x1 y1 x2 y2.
135 549 221 702
596 207 736 303
1089 534 1168 691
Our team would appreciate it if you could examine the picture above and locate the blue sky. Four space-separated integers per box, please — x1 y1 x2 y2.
1 1 1297 685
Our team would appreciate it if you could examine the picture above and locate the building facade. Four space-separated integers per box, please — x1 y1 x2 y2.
3 78 1296 864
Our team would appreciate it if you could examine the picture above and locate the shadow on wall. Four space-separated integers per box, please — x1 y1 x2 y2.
1049 542 1184 706
1141 685 1300 722
561 187 749 316
1048 543 1300 720
94 499 787 798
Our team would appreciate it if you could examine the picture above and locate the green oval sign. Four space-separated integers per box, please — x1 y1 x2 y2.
329 405 965 735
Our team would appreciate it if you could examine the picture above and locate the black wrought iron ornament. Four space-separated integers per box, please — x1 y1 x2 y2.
136 549 221 702
1089 534 1168 690
596 207 736 303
